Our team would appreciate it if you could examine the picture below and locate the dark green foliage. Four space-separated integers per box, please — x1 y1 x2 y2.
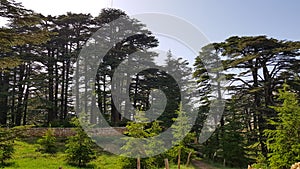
200 107 249 168
65 118 96 167
0 0 51 127
37 128 56 154
265 84 300 169
94 8 159 126
0 126 31 165
0 128 14 165
168 107 196 168
220 113 248 167
194 36 300 168
120 111 166 168
120 156 167 169
166 133 195 165
218 36 300 159
0 4 161 127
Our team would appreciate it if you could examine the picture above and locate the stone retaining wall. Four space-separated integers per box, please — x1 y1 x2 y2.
25 127 126 137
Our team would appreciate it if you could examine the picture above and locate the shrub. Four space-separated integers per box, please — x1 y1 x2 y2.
0 125 33 165
251 153 269 169
37 128 56 153
65 118 96 167
169 107 195 168
120 111 166 169
0 128 14 165
265 85 300 169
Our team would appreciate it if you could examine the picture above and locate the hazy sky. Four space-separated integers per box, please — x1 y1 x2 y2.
9 0 300 64
18 0 300 42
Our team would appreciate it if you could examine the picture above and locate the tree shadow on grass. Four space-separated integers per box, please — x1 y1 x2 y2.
67 162 96 169
0 161 17 168
20 136 68 153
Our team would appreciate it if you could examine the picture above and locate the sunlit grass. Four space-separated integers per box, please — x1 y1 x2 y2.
2 139 196 169
4 141 81 169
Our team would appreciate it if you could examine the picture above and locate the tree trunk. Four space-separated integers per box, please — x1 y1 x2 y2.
111 99 120 126
90 93 97 124
133 74 139 110
54 58 59 120
137 157 141 169
23 84 29 125
165 158 170 169
186 152 192 166
124 73 131 120
96 73 102 124
103 74 107 116
251 60 266 156
11 69 16 125
64 60 70 119
23 64 31 125
0 72 9 126
75 59 80 116
46 48 56 125
178 148 181 169
61 60 65 120
16 64 25 126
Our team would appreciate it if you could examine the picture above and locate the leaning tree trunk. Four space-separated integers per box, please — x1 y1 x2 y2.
178 148 181 169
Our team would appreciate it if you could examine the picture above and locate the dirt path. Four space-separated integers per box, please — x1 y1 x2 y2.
191 159 217 169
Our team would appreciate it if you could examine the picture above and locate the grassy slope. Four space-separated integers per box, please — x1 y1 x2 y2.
5 141 79 169
3 139 195 169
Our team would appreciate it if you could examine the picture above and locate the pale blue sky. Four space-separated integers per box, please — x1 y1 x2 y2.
112 0 300 64
4 0 299 64
15 0 300 42
113 0 300 42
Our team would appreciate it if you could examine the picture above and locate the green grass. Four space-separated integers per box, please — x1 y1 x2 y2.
4 141 81 169
90 154 122 169
2 138 196 169
4 139 124 169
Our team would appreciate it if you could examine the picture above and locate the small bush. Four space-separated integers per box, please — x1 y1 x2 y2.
0 141 14 165
120 111 166 169
37 128 56 153
265 85 300 169
0 128 14 165
65 118 96 167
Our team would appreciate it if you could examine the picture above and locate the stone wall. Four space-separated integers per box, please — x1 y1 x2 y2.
25 127 126 137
